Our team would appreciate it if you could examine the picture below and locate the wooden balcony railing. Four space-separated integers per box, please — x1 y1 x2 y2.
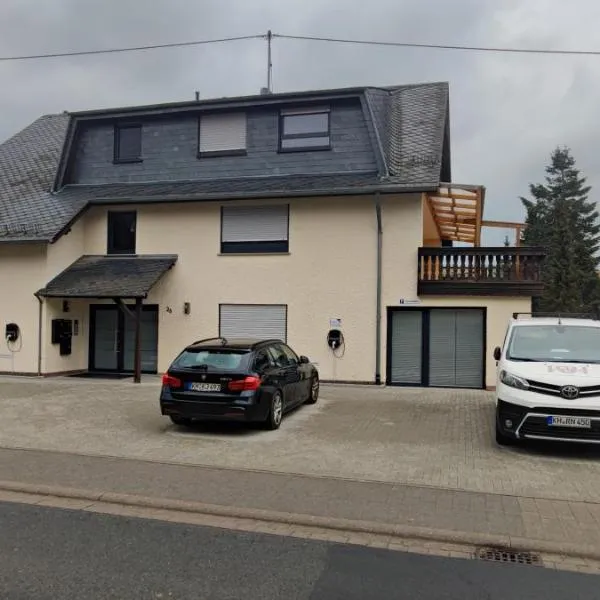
418 247 545 296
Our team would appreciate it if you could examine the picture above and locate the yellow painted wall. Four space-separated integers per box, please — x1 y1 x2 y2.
0 244 45 373
421 194 441 247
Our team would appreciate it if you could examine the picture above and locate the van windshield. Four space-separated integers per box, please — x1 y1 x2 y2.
507 325 600 363
172 348 250 371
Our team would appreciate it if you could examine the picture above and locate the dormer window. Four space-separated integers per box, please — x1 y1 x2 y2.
198 112 247 157
279 106 330 152
114 123 142 163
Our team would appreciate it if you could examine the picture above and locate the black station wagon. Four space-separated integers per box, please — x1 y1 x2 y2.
160 337 320 430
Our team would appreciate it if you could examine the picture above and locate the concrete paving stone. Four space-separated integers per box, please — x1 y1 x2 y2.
1 377 600 504
3 377 600 557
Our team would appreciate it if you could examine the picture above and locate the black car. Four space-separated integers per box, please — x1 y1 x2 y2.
160 337 320 430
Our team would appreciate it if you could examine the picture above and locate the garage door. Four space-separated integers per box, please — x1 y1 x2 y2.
219 304 287 341
429 309 484 388
388 308 484 389
389 311 423 385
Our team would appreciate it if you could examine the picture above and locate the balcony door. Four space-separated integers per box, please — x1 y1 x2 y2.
387 307 485 389
89 305 159 373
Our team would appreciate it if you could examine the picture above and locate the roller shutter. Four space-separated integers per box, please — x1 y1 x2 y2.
221 205 288 242
219 304 287 341
389 311 423 384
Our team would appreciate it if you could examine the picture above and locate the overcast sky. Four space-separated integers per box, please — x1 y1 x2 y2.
1 0 598 244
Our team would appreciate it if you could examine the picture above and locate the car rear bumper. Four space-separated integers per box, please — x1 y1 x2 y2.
497 399 600 443
160 397 268 422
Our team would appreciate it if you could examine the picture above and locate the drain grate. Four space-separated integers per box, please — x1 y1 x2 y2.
477 547 542 566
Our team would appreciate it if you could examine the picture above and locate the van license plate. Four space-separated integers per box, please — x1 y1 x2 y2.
547 416 591 428
188 382 221 392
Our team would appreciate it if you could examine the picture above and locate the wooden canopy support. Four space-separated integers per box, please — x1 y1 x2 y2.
481 220 527 247
425 183 485 245
112 297 143 383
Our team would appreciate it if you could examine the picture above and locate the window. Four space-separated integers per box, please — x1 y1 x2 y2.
268 343 299 368
172 348 250 371
198 112 247 157
107 211 136 255
279 107 330 151
221 205 289 253
253 349 273 373
114 124 142 162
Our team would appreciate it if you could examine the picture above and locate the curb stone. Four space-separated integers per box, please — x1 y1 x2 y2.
0 479 598 561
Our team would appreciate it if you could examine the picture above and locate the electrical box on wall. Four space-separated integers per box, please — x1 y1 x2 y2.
51 319 73 356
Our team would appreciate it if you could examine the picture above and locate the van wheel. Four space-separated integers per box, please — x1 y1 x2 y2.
264 391 283 430
496 422 516 446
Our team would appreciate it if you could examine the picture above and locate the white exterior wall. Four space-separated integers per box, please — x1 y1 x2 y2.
0 194 533 386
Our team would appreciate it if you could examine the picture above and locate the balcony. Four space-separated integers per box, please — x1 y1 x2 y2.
418 247 545 296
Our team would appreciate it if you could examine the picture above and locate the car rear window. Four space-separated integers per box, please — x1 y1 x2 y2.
172 348 250 370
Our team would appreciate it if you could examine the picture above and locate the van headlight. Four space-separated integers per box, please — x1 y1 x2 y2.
500 370 530 390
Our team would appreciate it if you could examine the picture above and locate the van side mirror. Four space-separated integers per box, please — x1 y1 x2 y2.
493 346 501 361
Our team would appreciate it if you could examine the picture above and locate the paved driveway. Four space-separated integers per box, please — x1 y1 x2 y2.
0 376 598 502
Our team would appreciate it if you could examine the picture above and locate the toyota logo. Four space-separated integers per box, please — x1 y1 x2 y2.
560 385 580 400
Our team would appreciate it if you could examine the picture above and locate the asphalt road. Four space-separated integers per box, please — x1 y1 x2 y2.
0 501 598 599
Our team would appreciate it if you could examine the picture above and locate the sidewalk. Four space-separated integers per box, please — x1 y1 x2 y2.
1 447 599 557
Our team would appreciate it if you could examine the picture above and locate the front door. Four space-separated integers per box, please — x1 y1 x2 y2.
89 305 159 373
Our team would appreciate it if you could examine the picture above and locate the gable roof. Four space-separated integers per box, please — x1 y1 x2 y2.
0 81 450 244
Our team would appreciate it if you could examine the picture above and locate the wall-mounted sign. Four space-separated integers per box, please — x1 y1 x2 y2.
399 299 421 305
329 318 342 328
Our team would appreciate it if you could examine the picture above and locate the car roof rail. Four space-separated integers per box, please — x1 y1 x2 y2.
190 336 228 346
512 312 600 321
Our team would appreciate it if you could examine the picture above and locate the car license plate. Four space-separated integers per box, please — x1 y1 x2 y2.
547 416 592 428
187 382 221 392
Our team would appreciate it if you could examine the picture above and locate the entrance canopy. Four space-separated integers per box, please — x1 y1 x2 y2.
37 254 178 299
425 183 485 245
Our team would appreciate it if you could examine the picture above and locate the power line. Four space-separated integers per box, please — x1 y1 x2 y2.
274 33 600 56
0 34 263 62
1 31 600 63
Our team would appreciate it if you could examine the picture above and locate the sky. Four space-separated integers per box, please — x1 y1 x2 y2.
1 0 599 245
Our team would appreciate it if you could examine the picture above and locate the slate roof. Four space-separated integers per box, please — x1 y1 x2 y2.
0 82 449 243
37 255 178 298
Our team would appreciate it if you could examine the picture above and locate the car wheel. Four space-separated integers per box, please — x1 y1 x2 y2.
264 391 283 430
170 415 193 427
495 422 516 446
305 375 319 405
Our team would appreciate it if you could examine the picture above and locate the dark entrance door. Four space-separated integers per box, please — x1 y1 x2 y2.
89 304 159 373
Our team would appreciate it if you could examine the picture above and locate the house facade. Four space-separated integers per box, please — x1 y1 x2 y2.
0 82 544 388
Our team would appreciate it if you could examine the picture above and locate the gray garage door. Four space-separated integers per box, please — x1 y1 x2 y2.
429 309 484 388
388 308 484 389
219 304 287 341
390 311 423 384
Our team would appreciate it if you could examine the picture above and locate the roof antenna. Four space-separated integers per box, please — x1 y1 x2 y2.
266 30 273 94
194 90 200 101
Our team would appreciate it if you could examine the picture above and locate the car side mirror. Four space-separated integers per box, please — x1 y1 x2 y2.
493 346 501 361
299 355 310 364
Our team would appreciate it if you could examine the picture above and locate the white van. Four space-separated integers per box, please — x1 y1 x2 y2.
494 313 600 446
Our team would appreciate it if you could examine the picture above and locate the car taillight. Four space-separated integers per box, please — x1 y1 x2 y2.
162 373 182 388
228 376 261 392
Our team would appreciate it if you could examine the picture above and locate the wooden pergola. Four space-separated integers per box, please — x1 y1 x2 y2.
424 184 525 246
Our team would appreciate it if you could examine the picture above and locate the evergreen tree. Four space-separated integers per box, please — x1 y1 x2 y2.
521 147 600 313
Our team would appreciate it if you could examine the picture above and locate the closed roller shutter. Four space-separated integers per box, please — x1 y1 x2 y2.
199 113 246 153
221 205 288 242
428 309 484 389
390 311 422 384
454 309 484 388
219 304 287 341
428 310 457 387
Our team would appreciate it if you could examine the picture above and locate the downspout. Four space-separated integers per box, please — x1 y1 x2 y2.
375 194 382 385
34 292 43 376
